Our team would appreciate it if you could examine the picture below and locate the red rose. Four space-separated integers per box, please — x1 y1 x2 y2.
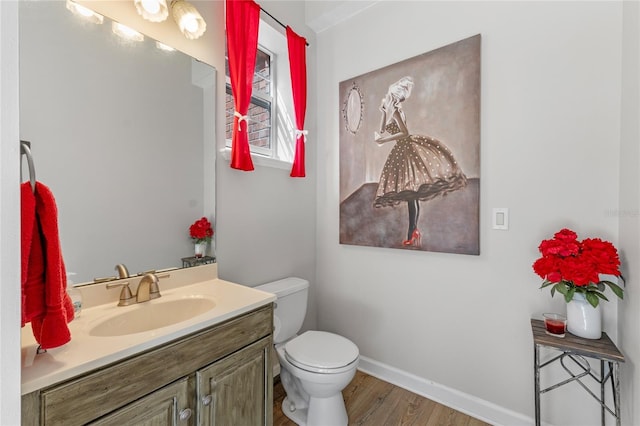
554 228 578 242
532 256 559 279
532 228 621 285
189 217 214 241
533 228 623 306
538 238 579 257
581 238 620 276
559 255 598 286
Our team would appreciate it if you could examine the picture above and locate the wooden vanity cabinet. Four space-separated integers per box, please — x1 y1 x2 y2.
197 337 271 426
89 377 191 425
21 304 274 426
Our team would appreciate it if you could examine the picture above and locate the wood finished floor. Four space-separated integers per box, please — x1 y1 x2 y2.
273 370 491 426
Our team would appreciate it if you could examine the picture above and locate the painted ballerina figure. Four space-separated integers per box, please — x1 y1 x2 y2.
373 76 467 247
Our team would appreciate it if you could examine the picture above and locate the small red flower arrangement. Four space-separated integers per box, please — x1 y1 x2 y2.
189 217 213 244
533 228 624 307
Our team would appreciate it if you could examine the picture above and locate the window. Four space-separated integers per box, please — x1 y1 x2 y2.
224 20 295 166
225 45 275 157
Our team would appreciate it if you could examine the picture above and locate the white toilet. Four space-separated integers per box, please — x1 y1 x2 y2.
256 277 359 426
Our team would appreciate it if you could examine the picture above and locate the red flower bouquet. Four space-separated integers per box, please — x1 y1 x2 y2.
533 228 624 307
189 217 213 244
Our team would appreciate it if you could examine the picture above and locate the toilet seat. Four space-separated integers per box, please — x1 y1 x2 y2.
284 331 359 374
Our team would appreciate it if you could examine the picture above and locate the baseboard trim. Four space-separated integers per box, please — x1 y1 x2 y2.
357 356 533 426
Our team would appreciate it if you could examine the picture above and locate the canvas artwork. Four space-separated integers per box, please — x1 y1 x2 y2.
339 34 481 255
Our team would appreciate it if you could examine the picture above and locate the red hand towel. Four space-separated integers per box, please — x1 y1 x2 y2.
21 182 74 349
21 182 37 327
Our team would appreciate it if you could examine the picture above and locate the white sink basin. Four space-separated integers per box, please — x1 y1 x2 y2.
89 297 216 337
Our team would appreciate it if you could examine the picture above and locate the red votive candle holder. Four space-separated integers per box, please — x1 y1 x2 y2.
543 313 566 337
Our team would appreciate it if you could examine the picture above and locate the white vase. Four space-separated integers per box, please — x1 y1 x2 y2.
194 242 207 258
566 293 602 339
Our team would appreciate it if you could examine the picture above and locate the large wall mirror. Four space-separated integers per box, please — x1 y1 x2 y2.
19 1 216 284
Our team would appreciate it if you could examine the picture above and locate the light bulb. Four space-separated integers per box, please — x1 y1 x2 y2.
112 22 144 42
134 0 169 22
142 0 160 14
75 5 94 17
156 41 176 52
181 13 199 33
66 0 104 24
171 0 206 40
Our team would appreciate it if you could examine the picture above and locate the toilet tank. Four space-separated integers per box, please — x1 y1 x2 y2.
255 277 309 344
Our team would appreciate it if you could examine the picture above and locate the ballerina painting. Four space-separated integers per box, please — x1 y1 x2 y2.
373 76 468 247
339 34 480 255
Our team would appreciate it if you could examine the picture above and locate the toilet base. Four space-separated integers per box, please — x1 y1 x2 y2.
282 394 348 426
282 396 307 425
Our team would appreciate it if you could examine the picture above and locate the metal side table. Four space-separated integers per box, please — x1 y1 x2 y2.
531 319 624 426
181 255 216 268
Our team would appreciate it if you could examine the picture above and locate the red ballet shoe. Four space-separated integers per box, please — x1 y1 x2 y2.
403 229 421 247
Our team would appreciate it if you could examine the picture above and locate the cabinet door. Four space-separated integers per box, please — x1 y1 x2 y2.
197 337 272 426
88 377 192 426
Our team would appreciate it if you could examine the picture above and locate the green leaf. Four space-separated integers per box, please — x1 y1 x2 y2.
593 291 609 302
540 280 556 289
555 284 574 303
602 280 624 300
555 283 567 296
585 292 599 308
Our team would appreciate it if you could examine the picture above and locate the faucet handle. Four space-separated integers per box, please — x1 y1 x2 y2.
106 281 135 306
93 276 117 283
148 273 170 300
149 278 161 300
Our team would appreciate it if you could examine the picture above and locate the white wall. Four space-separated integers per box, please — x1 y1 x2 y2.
0 1 21 424
619 0 640 422
315 2 628 425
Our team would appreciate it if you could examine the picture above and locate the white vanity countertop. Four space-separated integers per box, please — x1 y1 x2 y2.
21 277 275 395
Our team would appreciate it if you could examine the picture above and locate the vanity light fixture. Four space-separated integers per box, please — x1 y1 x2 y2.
170 0 206 40
66 0 104 24
112 22 145 42
134 0 169 23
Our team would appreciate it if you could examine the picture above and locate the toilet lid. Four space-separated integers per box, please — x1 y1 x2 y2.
285 331 359 374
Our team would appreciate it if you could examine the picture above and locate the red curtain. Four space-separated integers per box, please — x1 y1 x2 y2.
286 26 307 178
226 0 260 171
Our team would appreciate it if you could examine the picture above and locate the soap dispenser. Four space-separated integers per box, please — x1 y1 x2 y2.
66 272 82 318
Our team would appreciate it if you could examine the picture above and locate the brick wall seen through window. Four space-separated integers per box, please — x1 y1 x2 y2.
225 48 273 152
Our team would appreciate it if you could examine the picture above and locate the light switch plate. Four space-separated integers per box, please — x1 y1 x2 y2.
492 208 509 230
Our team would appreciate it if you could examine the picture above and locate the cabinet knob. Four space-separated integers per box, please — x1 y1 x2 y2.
202 394 213 406
179 408 192 421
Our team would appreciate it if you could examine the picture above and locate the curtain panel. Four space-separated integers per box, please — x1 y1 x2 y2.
225 0 260 171
286 26 308 178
